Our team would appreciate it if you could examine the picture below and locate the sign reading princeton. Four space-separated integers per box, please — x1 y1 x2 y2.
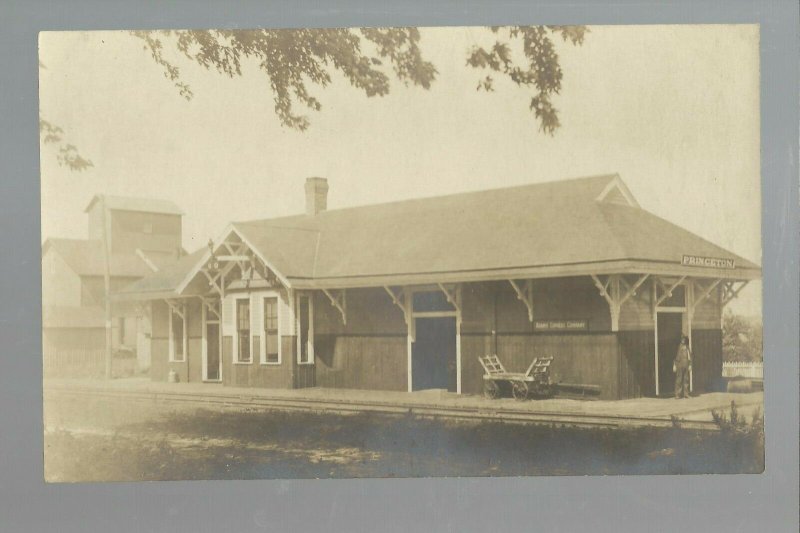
681 255 736 269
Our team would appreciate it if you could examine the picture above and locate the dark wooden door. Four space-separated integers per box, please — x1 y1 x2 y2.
412 317 457 392
657 313 683 396
206 323 220 381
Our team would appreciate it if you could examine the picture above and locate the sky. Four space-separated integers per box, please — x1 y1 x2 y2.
38 24 762 315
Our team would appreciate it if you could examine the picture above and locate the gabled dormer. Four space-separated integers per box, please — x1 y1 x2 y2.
595 174 640 208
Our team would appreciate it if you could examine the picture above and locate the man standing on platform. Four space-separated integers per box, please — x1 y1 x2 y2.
673 335 692 399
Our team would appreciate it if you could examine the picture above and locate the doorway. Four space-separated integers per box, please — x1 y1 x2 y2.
656 312 683 397
204 321 221 382
412 317 457 392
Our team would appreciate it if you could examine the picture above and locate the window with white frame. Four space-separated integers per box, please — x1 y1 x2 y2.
236 298 251 363
168 305 186 362
263 296 280 364
297 294 314 364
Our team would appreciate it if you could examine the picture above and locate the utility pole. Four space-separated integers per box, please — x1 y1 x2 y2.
102 196 112 379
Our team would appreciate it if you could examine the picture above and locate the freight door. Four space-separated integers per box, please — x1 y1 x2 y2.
412 317 457 392
205 323 221 381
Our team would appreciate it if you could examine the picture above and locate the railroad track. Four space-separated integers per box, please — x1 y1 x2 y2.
44 386 721 431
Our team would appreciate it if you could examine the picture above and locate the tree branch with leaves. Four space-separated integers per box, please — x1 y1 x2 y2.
133 26 585 134
39 61 93 171
467 26 587 134
41 26 586 172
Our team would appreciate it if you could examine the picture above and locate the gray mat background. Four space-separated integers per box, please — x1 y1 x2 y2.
1 1 797 531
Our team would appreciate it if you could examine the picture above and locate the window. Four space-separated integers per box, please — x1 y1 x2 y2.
297 295 314 364
169 306 185 362
659 285 686 308
263 296 280 364
236 299 251 362
412 290 456 313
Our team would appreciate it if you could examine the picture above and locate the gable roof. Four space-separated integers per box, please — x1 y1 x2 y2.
43 238 164 278
233 174 759 285
117 174 761 298
115 248 207 298
84 195 184 216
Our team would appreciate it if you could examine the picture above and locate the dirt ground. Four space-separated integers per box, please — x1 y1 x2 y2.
43 392 764 482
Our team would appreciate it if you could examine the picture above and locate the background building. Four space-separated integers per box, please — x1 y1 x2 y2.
42 195 184 377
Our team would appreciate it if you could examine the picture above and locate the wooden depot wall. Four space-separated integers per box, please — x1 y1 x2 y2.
150 299 203 384
219 288 296 389
616 282 723 397
460 278 723 399
150 289 306 389
147 276 724 399
459 278 624 399
313 287 408 392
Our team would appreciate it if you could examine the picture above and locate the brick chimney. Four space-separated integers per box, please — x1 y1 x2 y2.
304 177 329 216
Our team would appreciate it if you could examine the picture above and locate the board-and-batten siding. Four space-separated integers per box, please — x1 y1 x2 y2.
618 290 653 331
689 329 723 393
314 288 407 392
617 330 655 397
488 278 611 333
460 280 628 399
460 333 622 399
145 275 724 398
692 287 722 329
615 284 722 331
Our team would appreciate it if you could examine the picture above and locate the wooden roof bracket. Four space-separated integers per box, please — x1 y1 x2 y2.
721 280 749 308
164 298 185 320
200 296 221 321
690 278 722 313
508 279 534 322
591 274 649 331
655 275 687 307
384 286 410 325
437 283 461 315
619 274 650 307
322 288 347 325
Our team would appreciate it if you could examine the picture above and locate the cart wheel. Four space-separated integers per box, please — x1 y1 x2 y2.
484 381 500 399
512 381 529 401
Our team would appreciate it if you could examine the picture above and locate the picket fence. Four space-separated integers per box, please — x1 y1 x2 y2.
722 361 763 380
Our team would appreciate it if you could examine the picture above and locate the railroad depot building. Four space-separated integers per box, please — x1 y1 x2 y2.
118 175 760 399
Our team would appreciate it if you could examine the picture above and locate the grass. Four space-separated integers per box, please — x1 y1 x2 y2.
43 395 765 482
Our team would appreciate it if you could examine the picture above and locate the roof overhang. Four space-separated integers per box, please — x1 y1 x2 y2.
112 290 193 302
286 259 760 290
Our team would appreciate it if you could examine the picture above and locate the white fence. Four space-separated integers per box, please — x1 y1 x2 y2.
722 361 763 380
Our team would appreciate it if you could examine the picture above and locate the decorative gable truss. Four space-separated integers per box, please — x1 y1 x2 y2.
191 229 286 300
